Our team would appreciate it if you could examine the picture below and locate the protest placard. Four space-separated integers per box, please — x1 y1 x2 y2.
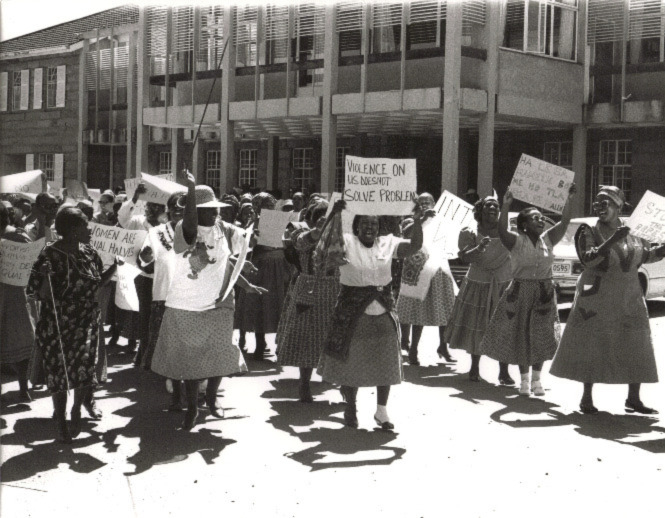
508 154 575 214
124 173 183 206
64 179 89 201
429 190 476 257
0 238 45 287
257 209 293 248
88 188 102 213
626 190 665 243
221 224 253 302
89 222 147 265
342 155 417 215
115 260 141 311
0 170 45 195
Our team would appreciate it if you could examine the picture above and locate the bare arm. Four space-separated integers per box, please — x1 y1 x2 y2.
181 171 197 246
498 190 518 251
396 210 434 259
545 184 577 246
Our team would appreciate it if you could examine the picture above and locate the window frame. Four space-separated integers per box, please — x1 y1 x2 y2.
159 151 172 175
543 141 573 168
12 71 21 111
292 147 314 192
206 150 222 190
46 66 58 109
592 139 633 206
38 153 55 182
238 148 258 188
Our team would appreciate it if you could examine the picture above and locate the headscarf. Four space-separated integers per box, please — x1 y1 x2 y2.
597 185 625 208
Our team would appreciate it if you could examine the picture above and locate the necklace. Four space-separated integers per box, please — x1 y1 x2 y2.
157 223 174 251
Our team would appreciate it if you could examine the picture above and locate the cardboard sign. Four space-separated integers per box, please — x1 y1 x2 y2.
115 260 141 311
88 188 102 214
257 209 294 248
0 170 45 195
342 155 417 215
429 190 477 258
89 222 147 266
0 238 45 287
220 224 253 302
124 173 182 207
64 179 89 201
626 190 665 243
508 154 575 214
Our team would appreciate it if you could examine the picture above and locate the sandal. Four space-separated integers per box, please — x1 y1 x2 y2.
83 399 103 420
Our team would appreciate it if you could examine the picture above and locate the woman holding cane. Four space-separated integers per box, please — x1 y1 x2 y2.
27 207 115 443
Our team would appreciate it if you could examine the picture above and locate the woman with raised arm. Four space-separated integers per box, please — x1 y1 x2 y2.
479 184 576 397
318 200 431 430
445 196 514 384
551 186 665 414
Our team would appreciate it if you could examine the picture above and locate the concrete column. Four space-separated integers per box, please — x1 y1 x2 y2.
136 7 150 176
77 39 89 182
457 129 470 195
171 128 185 175
477 0 501 197
441 1 462 194
572 125 587 217
220 5 237 194
126 31 137 179
266 136 279 191
321 4 339 195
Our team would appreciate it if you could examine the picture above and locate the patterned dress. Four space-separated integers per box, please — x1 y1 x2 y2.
27 244 103 393
551 223 660 384
478 232 560 366
277 227 340 368
445 227 512 354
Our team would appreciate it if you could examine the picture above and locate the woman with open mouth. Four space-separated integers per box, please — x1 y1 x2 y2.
551 186 665 414
479 184 576 397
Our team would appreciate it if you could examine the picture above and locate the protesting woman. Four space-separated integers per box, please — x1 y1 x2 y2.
551 186 664 414
277 200 338 402
479 185 576 396
396 193 457 366
319 200 429 430
151 175 265 430
27 207 115 443
445 196 514 384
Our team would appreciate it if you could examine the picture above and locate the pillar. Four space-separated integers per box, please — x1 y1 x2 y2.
572 125 587 217
171 128 186 176
136 7 150 176
266 136 279 191
321 4 339 196
441 1 462 194
220 5 237 194
77 39 89 182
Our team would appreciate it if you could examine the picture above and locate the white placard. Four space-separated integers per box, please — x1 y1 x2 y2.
89 222 147 266
257 209 294 248
64 178 89 201
508 154 575 214
626 190 665 243
124 173 183 206
0 170 45 195
429 190 476 258
115 260 141 311
342 155 417 215
0 238 45 287
221 224 253 302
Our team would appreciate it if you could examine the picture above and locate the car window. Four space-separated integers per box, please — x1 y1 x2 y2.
559 222 580 247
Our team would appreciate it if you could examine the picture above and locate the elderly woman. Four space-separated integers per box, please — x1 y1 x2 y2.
277 200 338 402
318 200 430 430
479 185 576 396
27 207 114 443
551 186 665 414
445 196 514 384
396 193 457 366
0 204 36 403
151 174 264 430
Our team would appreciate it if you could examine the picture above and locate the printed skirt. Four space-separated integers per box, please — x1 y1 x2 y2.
277 274 339 368
152 306 248 380
445 277 511 355
318 313 403 387
396 269 456 327
478 279 560 366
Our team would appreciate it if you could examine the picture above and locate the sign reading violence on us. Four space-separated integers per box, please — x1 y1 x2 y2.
88 222 147 266
0 238 45 287
626 190 665 243
508 154 575 214
342 155 417 215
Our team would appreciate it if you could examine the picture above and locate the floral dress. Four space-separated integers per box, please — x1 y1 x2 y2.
27 244 103 393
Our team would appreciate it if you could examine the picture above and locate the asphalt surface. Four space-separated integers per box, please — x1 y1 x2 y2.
2 300 665 518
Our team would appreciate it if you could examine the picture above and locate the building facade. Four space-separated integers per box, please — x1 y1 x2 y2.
1 1 664 215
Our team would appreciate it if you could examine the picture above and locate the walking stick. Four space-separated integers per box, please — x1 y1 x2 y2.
46 273 71 394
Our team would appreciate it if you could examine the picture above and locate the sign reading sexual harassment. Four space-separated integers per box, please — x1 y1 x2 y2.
88 222 147 266
342 155 417 215
508 154 575 214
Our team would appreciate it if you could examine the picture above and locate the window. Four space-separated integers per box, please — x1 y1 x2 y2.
371 3 403 54
502 0 578 61
239 149 257 188
46 67 57 108
39 153 55 182
295 3 325 90
593 140 632 203
335 147 350 192
543 142 573 168
407 0 446 50
206 150 221 190
337 1 363 57
236 5 258 67
159 151 172 175
12 71 21 111
293 148 314 192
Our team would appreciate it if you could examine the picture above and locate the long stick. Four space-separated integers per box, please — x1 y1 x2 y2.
47 275 71 394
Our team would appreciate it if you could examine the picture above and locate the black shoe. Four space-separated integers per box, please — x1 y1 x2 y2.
53 416 73 444
498 373 515 386
437 345 456 363
625 399 658 415
83 399 102 420
70 408 82 438
206 396 224 418
183 407 198 430
374 414 395 431
299 383 313 403
579 403 599 414
408 351 420 366
469 371 481 383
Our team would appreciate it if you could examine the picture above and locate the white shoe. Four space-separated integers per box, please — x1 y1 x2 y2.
166 379 173 394
531 380 545 396
519 380 530 396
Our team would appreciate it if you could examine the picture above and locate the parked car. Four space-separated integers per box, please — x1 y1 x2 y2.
552 217 665 299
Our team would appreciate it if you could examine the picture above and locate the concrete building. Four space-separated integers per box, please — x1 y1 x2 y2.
1 1 664 215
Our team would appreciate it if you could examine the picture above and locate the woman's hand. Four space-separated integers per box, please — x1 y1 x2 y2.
242 260 258 275
133 182 147 203
417 208 436 223
39 260 53 276
332 199 346 214
245 284 268 296
139 246 154 264
477 236 491 252
184 171 195 187
612 226 630 242
654 244 665 258
502 189 514 209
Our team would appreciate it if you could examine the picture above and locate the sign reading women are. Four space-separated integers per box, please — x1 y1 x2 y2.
88 222 147 265
508 154 575 214
343 156 417 215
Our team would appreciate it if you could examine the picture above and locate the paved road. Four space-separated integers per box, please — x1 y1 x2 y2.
2 302 665 518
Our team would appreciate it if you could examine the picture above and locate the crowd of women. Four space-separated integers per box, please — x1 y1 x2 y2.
1 173 663 444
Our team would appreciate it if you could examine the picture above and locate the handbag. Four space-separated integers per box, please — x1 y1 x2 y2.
292 275 317 309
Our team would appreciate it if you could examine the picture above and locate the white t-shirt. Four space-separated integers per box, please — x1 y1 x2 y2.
165 220 245 312
140 222 177 302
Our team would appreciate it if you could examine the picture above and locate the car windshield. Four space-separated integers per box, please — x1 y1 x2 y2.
559 221 581 247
